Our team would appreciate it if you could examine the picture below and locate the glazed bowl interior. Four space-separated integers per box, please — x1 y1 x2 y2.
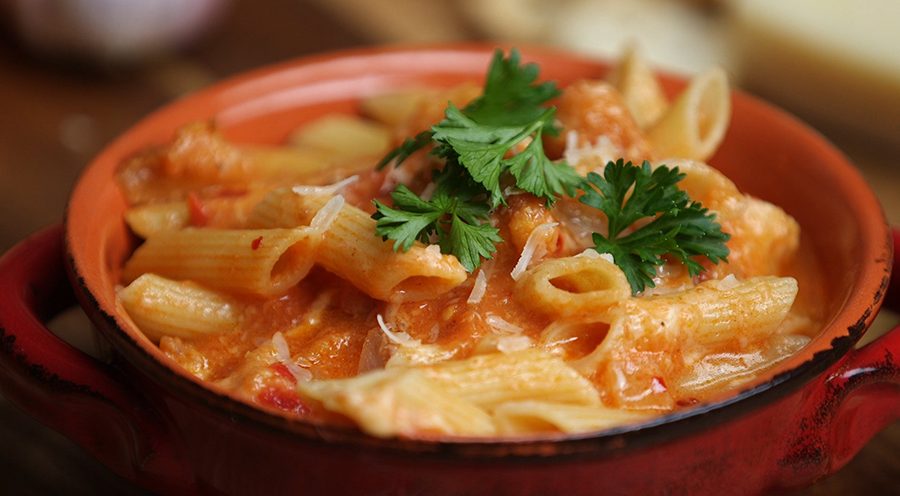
65 45 890 448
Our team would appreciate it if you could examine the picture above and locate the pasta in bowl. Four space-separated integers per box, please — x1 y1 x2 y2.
115 48 825 438
11 44 885 494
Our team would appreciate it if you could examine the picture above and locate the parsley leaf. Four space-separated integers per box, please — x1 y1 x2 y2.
463 48 561 127
373 161 502 271
373 48 580 270
581 160 730 295
376 130 433 170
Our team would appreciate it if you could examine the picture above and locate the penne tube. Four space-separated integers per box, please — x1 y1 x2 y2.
125 201 190 238
676 333 811 397
300 368 496 437
606 45 669 129
122 227 322 296
574 276 798 409
289 114 391 161
493 401 651 435
646 67 731 161
285 194 467 302
125 191 268 237
360 89 432 127
539 317 610 360
246 187 316 229
242 145 373 185
422 349 601 410
118 273 242 342
516 255 630 318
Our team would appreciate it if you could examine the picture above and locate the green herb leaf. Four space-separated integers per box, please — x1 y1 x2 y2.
431 105 581 206
581 159 730 294
376 130 433 170
463 48 561 127
372 167 501 271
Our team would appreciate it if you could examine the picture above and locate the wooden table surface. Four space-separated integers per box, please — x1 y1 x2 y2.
0 0 897 494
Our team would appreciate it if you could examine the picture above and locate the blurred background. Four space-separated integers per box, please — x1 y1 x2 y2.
0 0 897 493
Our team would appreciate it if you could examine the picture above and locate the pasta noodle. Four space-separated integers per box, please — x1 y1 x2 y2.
113 49 823 439
122 227 322 296
606 45 668 129
516 255 630 318
119 274 242 342
646 67 731 161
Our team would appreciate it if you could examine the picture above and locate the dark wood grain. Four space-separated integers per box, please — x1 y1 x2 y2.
0 0 896 494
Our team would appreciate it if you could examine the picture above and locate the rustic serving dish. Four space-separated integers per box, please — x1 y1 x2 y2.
0 45 896 495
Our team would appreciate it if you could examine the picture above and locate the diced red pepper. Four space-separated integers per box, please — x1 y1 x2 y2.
258 387 308 415
187 192 209 227
251 236 263 250
271 363 294 381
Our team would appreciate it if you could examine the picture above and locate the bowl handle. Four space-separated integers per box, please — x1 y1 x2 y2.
777 228 899 486
0 225 194 493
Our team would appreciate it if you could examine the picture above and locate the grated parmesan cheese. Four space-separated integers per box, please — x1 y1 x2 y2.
424 244 442 258
376 314 420 347
563 130 622 170
271 331 312 383
575 248 614 264
510 222 558 281
291 175 358 196
497 335 532 354
484 313 523 335
466 268 489 304
309 195 345 232
712 274 740 291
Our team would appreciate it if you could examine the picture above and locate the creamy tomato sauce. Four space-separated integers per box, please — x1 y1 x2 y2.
118 66 824 436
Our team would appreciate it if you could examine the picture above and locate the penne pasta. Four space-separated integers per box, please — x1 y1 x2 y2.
516 255 630 318
300 368 496 437
575 276 798 409
288 114 391 161
646 67 731 161
606 45 668 129
122 227 322 296
493 401 651 435
422 349 601 410
112 49 825 439
124 201 190 238
118 274 242 342
286 194 468 302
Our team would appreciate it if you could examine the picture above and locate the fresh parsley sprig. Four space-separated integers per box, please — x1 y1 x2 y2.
373 160 501 271
580 159 731 295
372 51 730 284
373 48 579 270
431 105 580 206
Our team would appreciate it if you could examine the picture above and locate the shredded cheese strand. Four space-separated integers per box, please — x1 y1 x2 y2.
467 268 489 304
376 314 420 347
292 175 358 196
575 248 614 264
271 331 311 383
484 313 523 335
309 195 345 232
510 222 558 281
497 335 532 354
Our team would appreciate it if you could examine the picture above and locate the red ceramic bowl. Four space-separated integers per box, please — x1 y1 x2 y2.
0 45 897 495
